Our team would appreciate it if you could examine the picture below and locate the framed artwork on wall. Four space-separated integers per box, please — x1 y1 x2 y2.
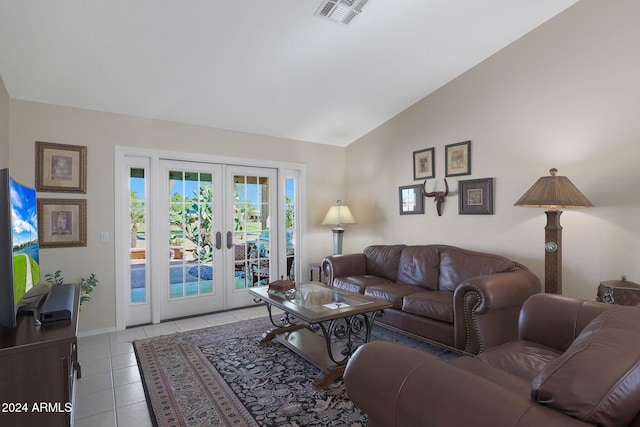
459 178 494 215
399 184 424 215
35 141 87 193
413 147 435 180
445 140 471 177
37 198 87 247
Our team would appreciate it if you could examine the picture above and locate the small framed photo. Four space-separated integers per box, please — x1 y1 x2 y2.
413 147 435 180
37 198 87 247
459 178 494 215
445 140 471 177
399 184 424 215
36 141 87 193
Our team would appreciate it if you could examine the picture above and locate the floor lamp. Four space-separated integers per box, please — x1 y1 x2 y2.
322 200 356 255
514 168 593 294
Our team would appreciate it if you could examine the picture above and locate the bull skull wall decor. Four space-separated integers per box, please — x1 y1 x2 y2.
422 179 449 216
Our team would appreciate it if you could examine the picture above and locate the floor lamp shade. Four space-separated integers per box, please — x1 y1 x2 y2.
322 200 356 255
514 168 593 294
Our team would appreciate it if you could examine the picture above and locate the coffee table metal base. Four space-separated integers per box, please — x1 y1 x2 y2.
260 326 346 388
249 283 392 389
258 307 382 389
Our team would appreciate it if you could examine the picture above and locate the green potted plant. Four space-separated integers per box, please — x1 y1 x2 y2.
44 270 99 311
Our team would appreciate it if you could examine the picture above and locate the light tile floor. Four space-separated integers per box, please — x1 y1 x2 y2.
74 305 271 427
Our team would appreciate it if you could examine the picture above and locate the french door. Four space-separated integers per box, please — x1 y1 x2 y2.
225 165 279 307
158 161 280 320
118 153 293 328
158 161 224 320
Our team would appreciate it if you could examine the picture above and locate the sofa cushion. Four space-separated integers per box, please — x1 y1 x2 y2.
363 245 406 282
332 276 395 294
364 283 421 309
438 247 514 292
396 246 441 290
450 356 532 398
531 306 640 427
477 340 562 382
402 291 453 323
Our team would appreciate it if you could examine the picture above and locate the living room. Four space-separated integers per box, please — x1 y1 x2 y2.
1 0 639 425
3 0 638 335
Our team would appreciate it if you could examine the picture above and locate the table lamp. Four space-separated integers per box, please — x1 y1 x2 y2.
322 200 356 255
514 168 593 294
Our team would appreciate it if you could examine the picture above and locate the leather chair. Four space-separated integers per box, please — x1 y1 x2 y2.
344 293 640 427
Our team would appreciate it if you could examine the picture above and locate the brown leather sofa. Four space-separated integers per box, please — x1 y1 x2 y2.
322 244 540 354
344 293 640 427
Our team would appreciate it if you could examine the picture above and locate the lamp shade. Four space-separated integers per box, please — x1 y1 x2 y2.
322 200 356 226
514 168 593 210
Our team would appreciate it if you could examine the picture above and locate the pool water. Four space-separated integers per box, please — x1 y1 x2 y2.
129 262 251 302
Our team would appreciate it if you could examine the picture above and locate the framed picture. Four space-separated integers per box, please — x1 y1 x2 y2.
445 140 471 177
37 198 87 247
459 178 494 215
399 184 424 215
413 147 435 180
35 141 87 193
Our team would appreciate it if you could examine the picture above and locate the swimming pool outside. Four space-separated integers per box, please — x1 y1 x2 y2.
130 261 253 303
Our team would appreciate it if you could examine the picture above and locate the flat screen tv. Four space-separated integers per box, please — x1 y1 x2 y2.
0 168 41 329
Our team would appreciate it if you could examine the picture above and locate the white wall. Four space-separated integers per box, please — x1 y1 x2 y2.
345 0 640 301
8 101 346 332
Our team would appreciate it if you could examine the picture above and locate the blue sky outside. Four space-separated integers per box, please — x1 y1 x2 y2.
10 179 39 249
130 174 294 209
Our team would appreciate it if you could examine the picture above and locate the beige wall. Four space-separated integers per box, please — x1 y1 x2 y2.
6 0 640 332
8 101 345 332
345 0 640 301
0 75 8 168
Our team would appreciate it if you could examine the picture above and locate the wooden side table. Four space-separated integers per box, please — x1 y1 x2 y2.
596 277 640 306
309 262 323 282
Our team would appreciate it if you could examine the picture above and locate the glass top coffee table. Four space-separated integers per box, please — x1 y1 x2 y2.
248 282 392 388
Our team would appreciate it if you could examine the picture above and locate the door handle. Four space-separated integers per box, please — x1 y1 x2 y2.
215 231 222 250
226 231 233 249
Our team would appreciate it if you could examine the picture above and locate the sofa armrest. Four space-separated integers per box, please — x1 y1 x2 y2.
518 293 612 352
453 269 541 353
344 341 586 427
322 253 367 285
456 269 542 313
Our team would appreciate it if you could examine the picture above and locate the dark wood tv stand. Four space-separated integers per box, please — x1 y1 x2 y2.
0 284 80 427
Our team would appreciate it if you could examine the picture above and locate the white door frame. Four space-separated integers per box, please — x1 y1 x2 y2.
114 146 306 330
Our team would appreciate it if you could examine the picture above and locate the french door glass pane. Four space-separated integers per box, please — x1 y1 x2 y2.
168 170 214 299
285 177 295 280
232 174 270 289
130 168 147 303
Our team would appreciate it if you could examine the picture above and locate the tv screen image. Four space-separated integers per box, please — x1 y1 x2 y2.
0 169 41 329
10 178 40 301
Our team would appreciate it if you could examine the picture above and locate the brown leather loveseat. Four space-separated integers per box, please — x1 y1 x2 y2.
344 293 640 426
323 244 540 354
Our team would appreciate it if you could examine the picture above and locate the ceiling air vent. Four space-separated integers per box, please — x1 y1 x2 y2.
315 0 370 26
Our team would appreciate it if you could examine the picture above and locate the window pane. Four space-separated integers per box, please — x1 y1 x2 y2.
168 171 213 299
130 168 147 303
286 177 295 280
233 174 271 289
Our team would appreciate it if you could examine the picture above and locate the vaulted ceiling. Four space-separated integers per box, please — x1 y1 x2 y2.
0 1 579 146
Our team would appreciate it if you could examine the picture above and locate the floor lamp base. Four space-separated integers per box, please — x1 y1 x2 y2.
332 227 345 255
544 210 563 294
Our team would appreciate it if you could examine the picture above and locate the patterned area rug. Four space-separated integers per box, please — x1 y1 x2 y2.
133 316 458 427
